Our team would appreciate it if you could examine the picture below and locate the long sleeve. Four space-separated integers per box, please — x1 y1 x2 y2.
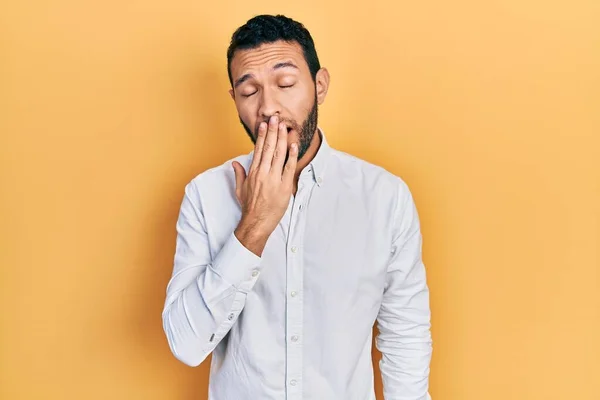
375 179 433 399
162 180 263 367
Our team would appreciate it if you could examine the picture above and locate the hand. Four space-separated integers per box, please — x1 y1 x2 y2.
231 115 298 255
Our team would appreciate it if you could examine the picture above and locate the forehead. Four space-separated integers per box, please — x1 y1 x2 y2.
230 40 307 77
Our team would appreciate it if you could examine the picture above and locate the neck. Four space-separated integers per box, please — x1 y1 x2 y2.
293 128 321 188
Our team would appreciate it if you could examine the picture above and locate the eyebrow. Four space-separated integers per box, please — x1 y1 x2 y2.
233 62 299 89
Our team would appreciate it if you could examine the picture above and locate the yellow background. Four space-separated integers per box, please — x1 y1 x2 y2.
1 0 599 399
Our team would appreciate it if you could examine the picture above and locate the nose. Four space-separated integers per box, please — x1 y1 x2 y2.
257 87 282 121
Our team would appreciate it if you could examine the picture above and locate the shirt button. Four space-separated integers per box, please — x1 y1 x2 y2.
299 204 303 210
290 291 297 297
291 246 298 253
228 313 234 320
251 269 259 277
290 379 297 386
317 177 323 184
291 335 299 342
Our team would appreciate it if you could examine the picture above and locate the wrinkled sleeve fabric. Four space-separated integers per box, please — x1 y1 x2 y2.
162 180 262 367
376 178 433 400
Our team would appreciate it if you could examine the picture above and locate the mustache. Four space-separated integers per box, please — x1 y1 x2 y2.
255 119 300 134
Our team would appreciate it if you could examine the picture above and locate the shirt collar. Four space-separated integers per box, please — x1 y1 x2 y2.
305 127 331 187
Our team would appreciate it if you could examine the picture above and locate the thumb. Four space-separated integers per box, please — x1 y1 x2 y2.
232 161 246 202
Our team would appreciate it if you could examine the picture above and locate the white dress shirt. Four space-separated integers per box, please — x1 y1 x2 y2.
162 128 433 400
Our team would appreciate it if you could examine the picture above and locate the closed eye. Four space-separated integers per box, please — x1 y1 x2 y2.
241 84 295 98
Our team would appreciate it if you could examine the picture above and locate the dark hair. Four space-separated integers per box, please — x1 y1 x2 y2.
226 14 321 87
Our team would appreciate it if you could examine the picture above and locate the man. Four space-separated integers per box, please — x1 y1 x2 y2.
162 14 432 400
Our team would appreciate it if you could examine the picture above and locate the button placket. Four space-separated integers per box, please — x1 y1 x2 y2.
285 180 307 398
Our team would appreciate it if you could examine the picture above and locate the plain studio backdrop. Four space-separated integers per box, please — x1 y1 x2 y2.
1 0 599 399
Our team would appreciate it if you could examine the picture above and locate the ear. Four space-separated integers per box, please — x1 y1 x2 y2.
315 68 330 105
229 88 235 100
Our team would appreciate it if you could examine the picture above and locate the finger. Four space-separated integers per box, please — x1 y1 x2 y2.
232 161 246 204
270 121 288 174
259 115 279 172
249 122 267 173
282 142 298 186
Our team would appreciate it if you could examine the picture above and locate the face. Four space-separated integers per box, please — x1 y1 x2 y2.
229 40 329 162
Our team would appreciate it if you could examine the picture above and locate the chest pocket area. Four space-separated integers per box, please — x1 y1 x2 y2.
303 216 389 315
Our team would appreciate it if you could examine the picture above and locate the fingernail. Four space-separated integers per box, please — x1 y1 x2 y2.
271 115 278 125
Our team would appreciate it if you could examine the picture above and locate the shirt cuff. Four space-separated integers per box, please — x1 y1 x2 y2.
210 231 263 290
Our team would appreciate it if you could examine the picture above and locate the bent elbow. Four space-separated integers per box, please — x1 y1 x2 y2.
172 345 206 367
162 309 208 368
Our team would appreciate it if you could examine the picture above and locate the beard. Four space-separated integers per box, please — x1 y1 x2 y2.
239 93 318 164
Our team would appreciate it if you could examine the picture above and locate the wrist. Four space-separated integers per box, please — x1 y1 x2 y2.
234 218 270 256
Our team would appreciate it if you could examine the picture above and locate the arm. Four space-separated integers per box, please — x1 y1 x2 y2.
162 180 263 367
375 179 433 399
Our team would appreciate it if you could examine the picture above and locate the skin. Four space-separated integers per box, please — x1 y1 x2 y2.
228 40 330 256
